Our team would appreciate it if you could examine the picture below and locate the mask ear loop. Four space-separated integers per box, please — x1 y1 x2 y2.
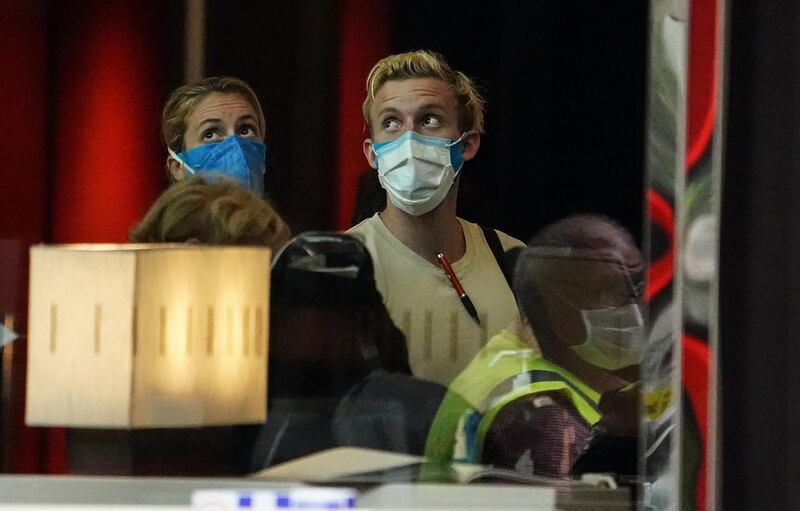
362 121 381 170
446 131 472 148
447 131 474 175
167 147 196 176
368 144 379 170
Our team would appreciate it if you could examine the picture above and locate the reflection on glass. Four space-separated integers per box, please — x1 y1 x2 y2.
253 232 445 471
642 0 689 508
427 215 642 482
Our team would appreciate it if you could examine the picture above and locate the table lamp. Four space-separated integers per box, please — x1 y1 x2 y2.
25 244 270 429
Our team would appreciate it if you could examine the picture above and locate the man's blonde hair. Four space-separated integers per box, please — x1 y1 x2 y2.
129 176 289 250
161 76 266 153
362 50 486 134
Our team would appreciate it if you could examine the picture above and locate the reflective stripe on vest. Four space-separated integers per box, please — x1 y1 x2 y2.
424 334 602 463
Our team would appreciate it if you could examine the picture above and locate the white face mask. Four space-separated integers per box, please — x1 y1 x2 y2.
372 131 468 216
570 304 644 370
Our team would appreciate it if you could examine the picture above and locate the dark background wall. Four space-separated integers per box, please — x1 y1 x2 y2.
205 1 341 232
721 1 800 508
391 1 648 243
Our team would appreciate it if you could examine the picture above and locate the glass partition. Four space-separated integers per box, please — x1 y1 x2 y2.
0 1 694 509
641 0 723 509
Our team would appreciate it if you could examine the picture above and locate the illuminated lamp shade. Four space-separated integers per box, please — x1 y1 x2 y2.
25 244 270 428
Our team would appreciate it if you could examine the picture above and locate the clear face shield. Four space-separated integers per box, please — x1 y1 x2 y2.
515 246 645 371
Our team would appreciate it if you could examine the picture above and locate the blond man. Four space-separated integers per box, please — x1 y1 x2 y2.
349 50 524 386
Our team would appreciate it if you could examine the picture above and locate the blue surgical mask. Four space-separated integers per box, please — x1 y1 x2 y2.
371 131 469 216
169 135 268 195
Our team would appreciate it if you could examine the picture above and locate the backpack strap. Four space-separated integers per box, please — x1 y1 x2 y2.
479 224 515 290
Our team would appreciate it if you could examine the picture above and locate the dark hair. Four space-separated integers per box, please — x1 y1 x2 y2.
526 213 636 252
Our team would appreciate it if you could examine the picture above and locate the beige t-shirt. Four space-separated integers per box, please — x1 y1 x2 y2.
348 214 524 386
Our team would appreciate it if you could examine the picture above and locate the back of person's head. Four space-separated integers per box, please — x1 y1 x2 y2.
269 233 411 399
162 76 266 155
362 50 485 134
129 175 289 250
526 214 640 262
513 214 643 364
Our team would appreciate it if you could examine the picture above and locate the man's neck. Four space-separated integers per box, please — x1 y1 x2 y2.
379 192 465 265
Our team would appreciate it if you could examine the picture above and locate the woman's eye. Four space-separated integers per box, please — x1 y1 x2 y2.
202 129 220 141
239 126 257 137
423 116 441 128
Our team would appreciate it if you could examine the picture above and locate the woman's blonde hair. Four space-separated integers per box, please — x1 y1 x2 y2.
129 176 289 250
362 50 486 134
161 76 266 153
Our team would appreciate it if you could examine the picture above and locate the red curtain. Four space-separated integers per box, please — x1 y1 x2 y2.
50 0 164 243
0 0 164 473
0 0 64 475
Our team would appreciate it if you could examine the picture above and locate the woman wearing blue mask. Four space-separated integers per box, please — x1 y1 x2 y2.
162 76 269 196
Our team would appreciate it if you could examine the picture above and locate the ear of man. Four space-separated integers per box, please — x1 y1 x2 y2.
460 131 481 162
362 139 378 170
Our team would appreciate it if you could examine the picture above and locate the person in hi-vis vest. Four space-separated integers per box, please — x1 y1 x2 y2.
425 214 643 478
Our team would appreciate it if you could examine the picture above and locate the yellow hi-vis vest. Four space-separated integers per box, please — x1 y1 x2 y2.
424 329 602 463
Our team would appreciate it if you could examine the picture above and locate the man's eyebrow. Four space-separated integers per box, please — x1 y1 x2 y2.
376 106 401 118
418 102 447 112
